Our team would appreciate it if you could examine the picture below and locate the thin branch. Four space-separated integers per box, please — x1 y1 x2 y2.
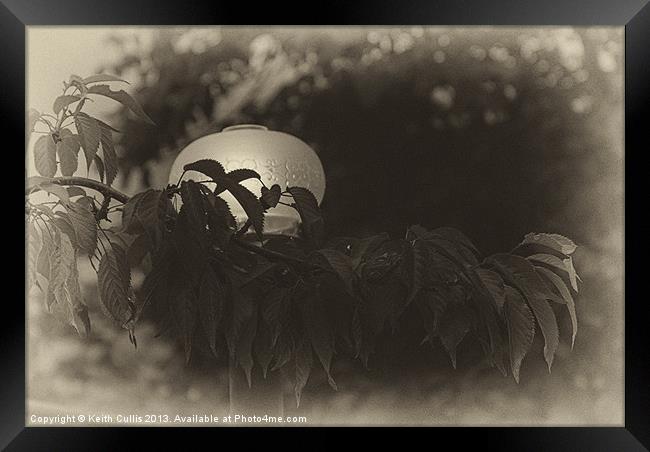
26 176 130 204
231 237 313 267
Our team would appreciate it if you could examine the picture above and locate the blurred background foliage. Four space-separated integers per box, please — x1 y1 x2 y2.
28 27 623 425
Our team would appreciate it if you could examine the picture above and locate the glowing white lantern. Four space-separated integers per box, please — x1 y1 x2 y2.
168 124 325 236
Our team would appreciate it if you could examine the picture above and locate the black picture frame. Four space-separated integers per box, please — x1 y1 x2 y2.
5 0 648 448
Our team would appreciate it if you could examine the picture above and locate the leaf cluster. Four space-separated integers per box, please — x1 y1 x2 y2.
26 74 582 406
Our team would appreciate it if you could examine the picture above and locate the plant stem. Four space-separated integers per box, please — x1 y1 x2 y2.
230 237 311 267
25 176 130 204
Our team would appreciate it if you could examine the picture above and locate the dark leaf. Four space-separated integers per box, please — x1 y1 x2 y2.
350 233 390 270
504 286 536 383
487 254 560 371
179 181 209 239
253 316 274 379
437 302 471 369
403 239 427 308
222 168 261 187
535 266 577 348
198 266 224 356
475 268 506 313
183 159 226 181
126 233 151 268
226 287 254 356
314 249 355 294
261 184 282 209
302 289 337 390
237 304 258 387
294 338 313 407
287 187 324 247
427 227 481 259
213 176 265 241
522 233 577 255
262 287 288 348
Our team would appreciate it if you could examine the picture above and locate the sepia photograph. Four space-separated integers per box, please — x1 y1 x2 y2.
24 25 624 427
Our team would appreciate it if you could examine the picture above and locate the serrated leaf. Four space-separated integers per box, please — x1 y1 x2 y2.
34 135 57 177
350 233 390 270
67 201 97 254
287 186 324 247
260 184 282 209
253 317 274 378
563 256 580 292
427 227 481 260
183 159 227 181
476 268 506 313
213 176 265 240
55 255 91 337
437 302 471 369
486 253 560 371
86 84 155 125
271 332 293 372
403 239 427 308
53 95 81 115
170 279 196 363
226 287 254 356
121 189 170 244
56 130 80 176
49 231 75 303
99 126 118 186
535 265 577 348
37 227 53 280
314 249 355 294
504 286 535 383
217 168 261 193
75 113 101 168
237 304 258 388
93 155 105 182
198 266 224 356
179 181 210 240
302 289 337 390
487 254 563 305
52 211 76 244
27 222 42 291
82 74 129 85
98 245 132 327
522 233 577 256
262 287 288 348
294 338 313 407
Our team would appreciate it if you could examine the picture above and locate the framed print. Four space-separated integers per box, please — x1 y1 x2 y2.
4 0 649 448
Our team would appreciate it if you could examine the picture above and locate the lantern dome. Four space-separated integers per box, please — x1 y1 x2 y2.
168 125 325 237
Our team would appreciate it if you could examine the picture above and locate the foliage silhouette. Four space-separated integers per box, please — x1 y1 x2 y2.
25 74 581 406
